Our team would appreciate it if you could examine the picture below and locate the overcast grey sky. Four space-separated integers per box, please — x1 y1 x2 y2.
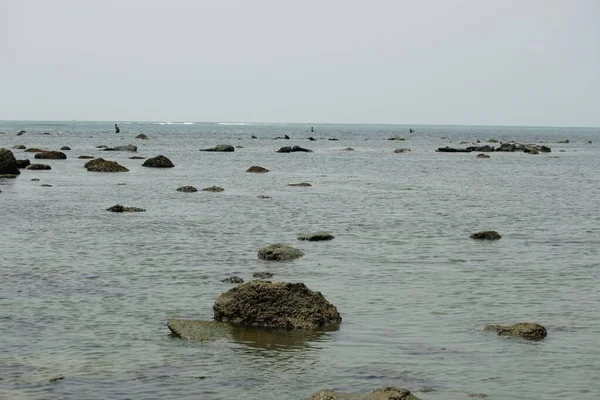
1 0 598 126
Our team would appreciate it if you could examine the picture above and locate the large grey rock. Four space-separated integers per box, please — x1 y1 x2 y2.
0 148 20 175
213 280 342 329
484 322 547 340
258 244 304 261
103 144 137 152
309 387 420 400
142 155 174 168
200 144 235 152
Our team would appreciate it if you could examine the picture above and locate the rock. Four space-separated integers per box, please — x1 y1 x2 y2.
288 182 312 187
106 204 146 212
466 145 495 152
135 133 149 139
484 322 547 340
15 159 30 169
257 195 271 199
96 145 108 149
437 147 471 153
0 148 20 175
202 186 224 192
277 146 313 153
200 144 235 152
476 153 491 159
252 272 274 279
177 186 198 193
221 276 244 284
251 135 257 139
388 137 405 141
343 147 354 151
35 151 67 160
394 148 410 153
328 138 339 141
235 146 243 149
213 280 342 329
104 144 137 152
26 163 51 170
308 137 317 141
48 375 65 383
24 148 46 153
31 178 40 181
17 130 26 135
470 231 502 240
258 244 304 261
540 145 551 152
0 174 18 179
298 232 335 241
12 145 26 150
557 139 569 144
167 319 232 342
247 166 269 173
78 155 95 159
85 158 129 172
129 156 146 159
488 139 499 143
40 184 53 187
60 146 71 151
142 155 174 168
308 387 420 400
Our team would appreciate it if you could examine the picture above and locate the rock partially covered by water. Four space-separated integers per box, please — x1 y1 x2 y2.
308 387 420 400
104 144 137 152
298 232 335 241
437 147 471 153
142 155 174 168
277 145 313 153
221 276 244 284
26 163 51 170
135 133 149 140
0 148 20 175
213 281 342 329
25 148 46 153
106 204 146 212
177 186 198 192
60 146 71 151
253 271 274 279
476 153 491 159
202 186 224 192
15 159 31 169
78 155 95 159
167 319 232 342
85 158 129 172
12 145 26 150
247 165 269 173
258 244 304 261
484 322 547 340
35 151 67 160
288 182 312 187
394 148 411 153
470 231 502 240
200 144 235 152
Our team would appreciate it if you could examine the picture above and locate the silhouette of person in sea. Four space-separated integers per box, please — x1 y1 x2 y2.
115 124 120 133
409 128 414 133
311 126 314 133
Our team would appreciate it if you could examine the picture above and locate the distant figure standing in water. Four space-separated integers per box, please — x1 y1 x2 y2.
115 124 120 133
311 126 314 133
409 128 414 133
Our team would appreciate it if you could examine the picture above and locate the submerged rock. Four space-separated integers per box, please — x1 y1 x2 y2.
258 244 304 261
470 231 502 240
104 144 137 152
60 146 71 151
202 186 224 192
221 276 244 284
252 271 274 279
24 148 46 153
437 147 471 153
343 147 354 151
85 158 129 172
35 151 67 160
12 145 26 150
15 159 30 169
135 133 149 140
200 144 235 152
277 145 313 153
394 148 411 153
247 165 269 173
142 155 174 168
26 163 51 170
484 322 547 340
78 155 95 159
298 232 335 241
257 194 272 199
129 156 146 159
0 148 20 175
106 204 146 212
388 137 406 141
309 387 420 400
476 153 491 159
288 182 312 187
177 185 198 193
213 280 342 329
167 319 232 342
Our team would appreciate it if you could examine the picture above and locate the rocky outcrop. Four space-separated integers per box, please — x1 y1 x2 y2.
202 186 224 192
26 163 51 170
15 159 30 169
135 134 149 140
288 182 312 187
106 204 146 212
35 151 67 160
142 155 174 168
470 231 502 240
85 158 129 172
221 276 244 284
247 166 269 173
167 319 232 342
484 322 547 340
213 280 342 329
103 144 137 152
309 387 420 400
258 244 304 261
0 148 20 175
298 232 335 241
177 186 198 192
277 146 313 153
200 144 235 152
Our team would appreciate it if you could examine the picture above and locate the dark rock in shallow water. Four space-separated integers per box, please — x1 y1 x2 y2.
142 155 174 168
17 130 26 135
24 148 46 153
135 133 149 140
288 182 312 187
213 280 342 329
277 146 313 153
167 319 232 342
394 148 410 153
221 276 244 284
308 137 316 141
298 232 335 241
177 185 198 193
465 145 495 152
35 151 67 160
437 147 472 153
60 146 71 151
106 204 146 212
202 186 224 192
15 159 30 169
252 271 274 279
129 156 145 159
258 244 304 261
26 163 51 170
96 145 108 149
256 194 271 199
0 148 20 175
251 135 257 139
85 158 129 172
476 153 491 159
200 144 235 152
103 144 137 152
0 174 18 179
308 387 420 400
40 184 53 187
12 145 26 150
344 147 354 151
484 322 547 340
247 165 269 173
328 138 339 141
470 231 501 240
78 155 94 159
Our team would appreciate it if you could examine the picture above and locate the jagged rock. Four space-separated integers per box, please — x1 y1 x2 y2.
252 272 274 279
470 231 501 240
103 144 137 152
12 145 26 150
213 280 342 329
26 163 51 170
476 153 491 159
288 182 312 187
177 186 198 193
277 146 313 153
258 244 304 261
78 155 94 159
247 166 269 173
60 146 71 151
202 186 224 192
298 232 335 241
135 133 149 139
15 159 30 169
167 319 232 342
85 158 129 172
394 148 411 153
200 144 235 152
221 276 244 284
308 387 420 400
0 148 20 175
484 322 547 340
142 155 174 168
35 151 67 160
106 204 146 212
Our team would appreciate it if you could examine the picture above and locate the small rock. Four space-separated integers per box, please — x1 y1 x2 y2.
35 151 67 160
328 138 339 141
257 195 271 199
476 153 490 159
202 186 224 192
288 182 312 187
135 133 149 139
247 166 269 173
129 156 146 159
221 276 244 284
388 137 405 141
12 145 26 150
308 387 419 400
60 146 71 151
557 139 569 144
31 178 40 181
200 144 235 152
484 322 547 340
26 163 51 170
48 375 65 383
470 231 501 240
308 137 317 141
258 244 304 261
252 272 274 279
251 135 257 139
96 145 108 149
298 232 335 241
40 184 53 187
394 148 411 153
78 155 95 159
177 186 198 193
142 155 174 168
103 144 137 152
343 147 354 151
106 204 146 212
277 146 313 153
17 130 26 135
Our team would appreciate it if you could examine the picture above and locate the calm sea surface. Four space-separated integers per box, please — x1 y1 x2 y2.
1 121 599 400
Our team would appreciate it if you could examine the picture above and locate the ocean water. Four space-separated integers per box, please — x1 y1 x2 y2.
1 121 599 400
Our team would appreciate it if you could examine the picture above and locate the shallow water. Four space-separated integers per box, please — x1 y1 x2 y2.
1 121 599 399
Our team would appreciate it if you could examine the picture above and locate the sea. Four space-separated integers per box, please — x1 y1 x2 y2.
1 121 599 400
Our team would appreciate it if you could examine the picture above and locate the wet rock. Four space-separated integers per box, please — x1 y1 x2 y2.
308 137 317 141
247 166 269 173
60 146 71 151
251 135 257 139
466 145 495 152
35 151 67 160
177 185 198 193
257 194 271 199
85 158 129 172
24 148 46 153
48 375 65 383
557 139 569 144
12 145 26 150
277 145 313 153
17 130 26 135
258 244 304 261
15 159 30 169
476 153 490 159
129 156 146 159
388 137 406 141
26 163 51 170
135 133 149 139
31 178 40 181
202 186 224 192
288 182 312 187
298 232 335 241
167 319 232 342
437 147 471 153
41 184 53 187
104 144 137 152
200 144 235 152
308 387 420 400
213 280 342 329
394 148 411 153
484 322 547 340
96 145 108 149
470 231 502 240
275 134 291 140
343 147 354 151
0 174 18 179
78 155 94 159
0 148 20 175
106 204 146 212
252 271 274 279
142 155 174 168
221 276 244 284
328 138 339 141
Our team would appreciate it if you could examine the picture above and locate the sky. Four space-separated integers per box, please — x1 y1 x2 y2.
1 0 598 126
